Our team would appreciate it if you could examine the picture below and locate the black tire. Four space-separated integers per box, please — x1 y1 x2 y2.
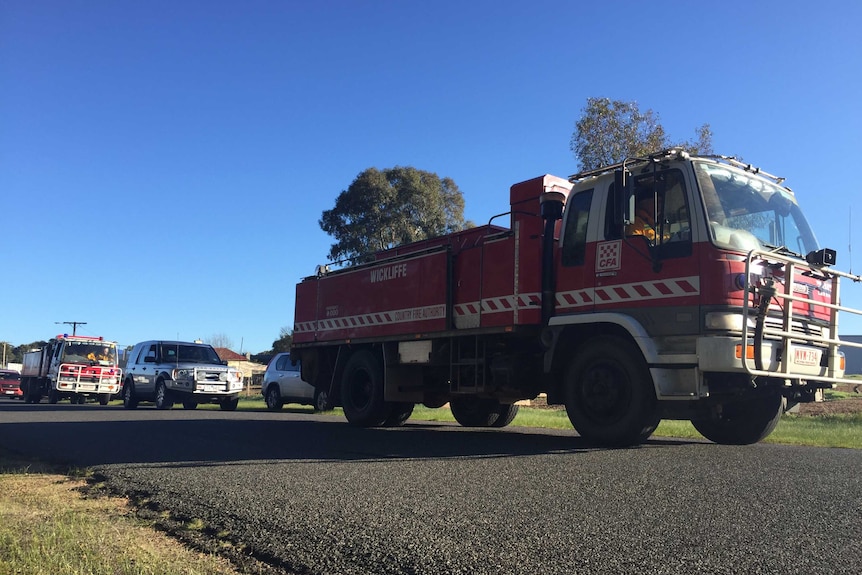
383 402 414 427
154 380 173 410
265 386 284 411
182 400 198 410
564 337 659 447
47 388 59 404
341 350 390 427
220 397 239 411
691 393 784 445
75 394 87 405
123 380 139 409
450 396 502 427
98 393 111 406
491 403 519 428
313 388 331 412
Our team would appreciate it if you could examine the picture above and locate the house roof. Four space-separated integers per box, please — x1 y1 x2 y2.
214 347 248 362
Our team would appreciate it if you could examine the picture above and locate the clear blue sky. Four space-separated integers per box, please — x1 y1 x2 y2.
3 0 861 354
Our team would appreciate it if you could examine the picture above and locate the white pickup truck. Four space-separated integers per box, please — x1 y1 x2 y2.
122 340 243 410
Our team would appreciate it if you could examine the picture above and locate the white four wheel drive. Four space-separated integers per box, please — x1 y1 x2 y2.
122 340 243 411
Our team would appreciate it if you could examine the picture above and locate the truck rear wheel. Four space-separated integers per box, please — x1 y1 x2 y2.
48 389 59 404
691 393 783 445
450 396 505 427
341 350 390 427
383 402 414 427
98 393 111 406
564 337 659 446
492 403 519 428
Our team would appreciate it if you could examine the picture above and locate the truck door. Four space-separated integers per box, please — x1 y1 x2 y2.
599 167 700 336
556 188 597 316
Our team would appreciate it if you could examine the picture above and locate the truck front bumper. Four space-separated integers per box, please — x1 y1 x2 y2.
697 336 844 381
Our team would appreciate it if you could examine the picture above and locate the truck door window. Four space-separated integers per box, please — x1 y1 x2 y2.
626 169 692 258
561 190 593 266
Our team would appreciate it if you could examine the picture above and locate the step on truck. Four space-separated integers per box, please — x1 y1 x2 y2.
20 335 122 405
291 149 862 445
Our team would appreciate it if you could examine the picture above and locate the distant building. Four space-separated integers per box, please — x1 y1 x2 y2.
214 347 267 389
841 335 862 375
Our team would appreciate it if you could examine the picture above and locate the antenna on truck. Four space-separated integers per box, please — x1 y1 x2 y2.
55 321 87 336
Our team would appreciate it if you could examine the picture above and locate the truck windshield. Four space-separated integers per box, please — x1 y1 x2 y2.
62 341 117 365
694 161 819 257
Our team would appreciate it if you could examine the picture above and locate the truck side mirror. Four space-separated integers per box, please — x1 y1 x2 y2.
613 169 632 228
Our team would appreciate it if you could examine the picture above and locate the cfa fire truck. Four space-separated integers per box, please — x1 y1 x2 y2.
20 335 122 405
292 149 862 446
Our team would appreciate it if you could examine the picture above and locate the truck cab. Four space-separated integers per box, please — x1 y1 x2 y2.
543 149 860 443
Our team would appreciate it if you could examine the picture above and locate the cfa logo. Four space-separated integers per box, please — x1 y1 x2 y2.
595 240 621 272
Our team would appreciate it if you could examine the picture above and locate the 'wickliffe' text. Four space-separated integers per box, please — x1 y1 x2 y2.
370 263 408 283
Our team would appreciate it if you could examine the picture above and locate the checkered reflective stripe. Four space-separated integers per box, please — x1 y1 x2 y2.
295 276 700 333
557 276 700 310
294 304 446 335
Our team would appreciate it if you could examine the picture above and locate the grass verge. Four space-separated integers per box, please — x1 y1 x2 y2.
0 453 244 575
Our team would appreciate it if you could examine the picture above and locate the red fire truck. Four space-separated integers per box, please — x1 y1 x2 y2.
292 149 862 445
21 335 122 405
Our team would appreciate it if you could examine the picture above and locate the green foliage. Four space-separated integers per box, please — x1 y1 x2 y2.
319 166 468 264
272 327 292 354
1 341 48 365
249 327 292 365
571 97 713 171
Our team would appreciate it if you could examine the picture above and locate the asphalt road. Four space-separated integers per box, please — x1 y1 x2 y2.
1 399 860 575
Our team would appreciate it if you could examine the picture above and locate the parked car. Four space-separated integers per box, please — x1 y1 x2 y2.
262 352 330 411
0 369 22 399
123 340 243 410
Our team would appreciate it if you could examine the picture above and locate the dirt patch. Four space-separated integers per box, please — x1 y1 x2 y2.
524 383 862 417
796 398 862 416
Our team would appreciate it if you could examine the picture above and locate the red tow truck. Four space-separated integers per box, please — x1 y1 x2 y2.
291 149 862 445
20 335 122 405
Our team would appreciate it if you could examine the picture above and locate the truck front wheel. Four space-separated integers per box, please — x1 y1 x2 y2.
341 350 390 427
691 393 783 445
564 337 659 446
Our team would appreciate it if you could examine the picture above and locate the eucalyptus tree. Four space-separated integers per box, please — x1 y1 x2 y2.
571 97 713 171
320 166 469 264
